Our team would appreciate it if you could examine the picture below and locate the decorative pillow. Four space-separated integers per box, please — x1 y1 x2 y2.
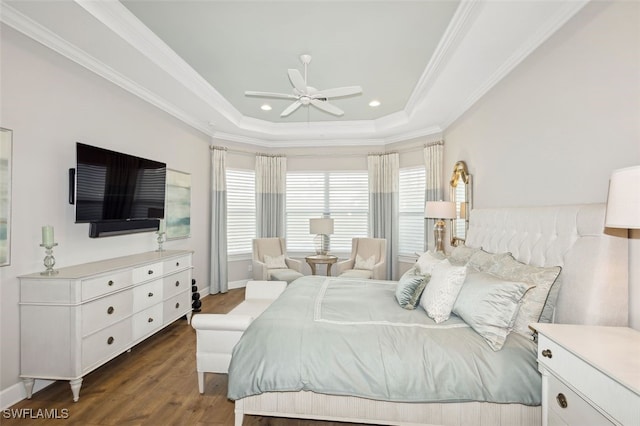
488 255 562 337
448 245 480 266
354 254 376 270
264 254 287 269
419 259 467 323
415 250 445 275
467 249 512 273
452 272 534 351
395 267 429 310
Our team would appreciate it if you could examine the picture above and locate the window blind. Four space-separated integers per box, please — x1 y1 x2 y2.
226 168 255 255
399 166 426 255
286 171 368 252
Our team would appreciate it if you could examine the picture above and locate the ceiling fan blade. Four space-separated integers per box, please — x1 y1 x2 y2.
280 100 303 117
316 86 362 99
310 99 344 116
244 91 297 99
287 69 307 94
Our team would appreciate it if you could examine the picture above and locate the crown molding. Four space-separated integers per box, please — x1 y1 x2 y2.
440 0 589 129
404 0 480 115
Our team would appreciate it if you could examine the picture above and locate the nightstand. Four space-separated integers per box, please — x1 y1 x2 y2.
305 254 338 276
531 323 640 426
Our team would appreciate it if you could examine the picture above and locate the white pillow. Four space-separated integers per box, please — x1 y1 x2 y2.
415 250 445 275
264 254 287 269
354 254 376 270
419 259 467 323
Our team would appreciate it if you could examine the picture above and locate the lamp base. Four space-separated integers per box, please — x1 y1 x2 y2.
314 234 330 255
433 220 447 254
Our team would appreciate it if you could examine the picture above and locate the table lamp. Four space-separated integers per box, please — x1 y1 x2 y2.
310 218 334 256
605 165 640 330
425 201 456 253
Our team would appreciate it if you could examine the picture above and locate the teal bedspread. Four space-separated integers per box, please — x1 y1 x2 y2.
227 276 541 405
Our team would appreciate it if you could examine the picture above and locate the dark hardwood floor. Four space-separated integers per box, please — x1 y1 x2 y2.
4 288 362 425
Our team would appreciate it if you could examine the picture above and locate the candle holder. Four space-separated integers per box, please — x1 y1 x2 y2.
40 243 59 276
156 232 166 252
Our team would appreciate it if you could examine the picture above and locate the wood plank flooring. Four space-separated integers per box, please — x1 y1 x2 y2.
4 289 362 426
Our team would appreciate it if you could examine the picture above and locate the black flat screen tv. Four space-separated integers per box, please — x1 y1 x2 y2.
75 143 166 224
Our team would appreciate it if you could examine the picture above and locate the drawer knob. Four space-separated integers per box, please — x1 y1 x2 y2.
148 317 154 323
148 292 154 297
107 336 114 345
176 262 180 267
542 349 553 358
175 302 180 309
148 270 154 275
108 280 114 286
107 306 114 315
556 393 568 409
175 280 180 287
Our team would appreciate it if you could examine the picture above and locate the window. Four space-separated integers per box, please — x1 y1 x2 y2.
399 166 426 255
286 171 368 252
226 168 255 256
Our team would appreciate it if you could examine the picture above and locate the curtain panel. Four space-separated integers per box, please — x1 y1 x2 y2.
368 152 399 280
423 141 445 251
255 155 286 238
210 147 228 294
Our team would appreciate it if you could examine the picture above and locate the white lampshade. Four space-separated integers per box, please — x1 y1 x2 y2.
605 165 640 229
425 201 457 220
310 218 334 235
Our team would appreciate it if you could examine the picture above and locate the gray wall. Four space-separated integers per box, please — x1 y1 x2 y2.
0 26 211 401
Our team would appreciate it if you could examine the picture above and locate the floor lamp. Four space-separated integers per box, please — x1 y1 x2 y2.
425 201 456 254
605 165 640 330
310 218 334 256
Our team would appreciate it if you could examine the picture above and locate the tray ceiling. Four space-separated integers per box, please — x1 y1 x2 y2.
1 0 588 147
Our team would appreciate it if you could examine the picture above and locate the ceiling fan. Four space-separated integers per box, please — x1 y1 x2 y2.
245 54 362 117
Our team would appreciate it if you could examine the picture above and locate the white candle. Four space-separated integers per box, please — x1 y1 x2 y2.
42 225 54 246
158 219 165 233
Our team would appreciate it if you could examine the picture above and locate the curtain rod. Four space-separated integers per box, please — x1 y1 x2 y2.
211 140 444 158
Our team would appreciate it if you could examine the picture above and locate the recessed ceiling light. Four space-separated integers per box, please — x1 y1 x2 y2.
261 104 272 111
369 100 381 107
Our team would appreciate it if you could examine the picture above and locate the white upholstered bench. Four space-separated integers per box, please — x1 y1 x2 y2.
191 280 287 393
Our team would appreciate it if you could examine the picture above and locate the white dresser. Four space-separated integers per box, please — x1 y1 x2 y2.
532 323 640 426
19 250 193 402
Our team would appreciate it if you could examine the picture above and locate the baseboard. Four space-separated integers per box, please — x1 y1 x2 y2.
0 379 54 410
228 279 249 290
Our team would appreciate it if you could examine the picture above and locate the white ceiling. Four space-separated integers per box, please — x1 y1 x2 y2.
1 0 588 147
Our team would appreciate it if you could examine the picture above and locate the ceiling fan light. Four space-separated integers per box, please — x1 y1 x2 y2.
369 100 381 107
260 104 272 111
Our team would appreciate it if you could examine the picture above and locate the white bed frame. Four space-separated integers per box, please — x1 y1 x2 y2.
234 204 629 426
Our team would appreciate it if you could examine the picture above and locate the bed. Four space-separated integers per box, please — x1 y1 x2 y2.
227 203 629 426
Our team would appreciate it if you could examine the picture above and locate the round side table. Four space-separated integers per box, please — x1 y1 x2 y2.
305 254 338 276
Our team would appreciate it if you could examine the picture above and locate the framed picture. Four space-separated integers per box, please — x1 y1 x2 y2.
165 169 191 240
0 128 12 266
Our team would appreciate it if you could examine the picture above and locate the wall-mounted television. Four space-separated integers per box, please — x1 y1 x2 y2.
73 143 166 237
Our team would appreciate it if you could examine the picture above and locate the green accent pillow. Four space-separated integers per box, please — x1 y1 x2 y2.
395 267 429 310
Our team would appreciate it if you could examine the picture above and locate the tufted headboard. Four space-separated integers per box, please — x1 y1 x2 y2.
465 203 628 326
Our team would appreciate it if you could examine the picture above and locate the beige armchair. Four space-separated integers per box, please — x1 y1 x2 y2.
252 238 304 284
336 238 387 280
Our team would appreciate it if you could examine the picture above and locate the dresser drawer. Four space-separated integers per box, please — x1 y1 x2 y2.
163 254 192 275
538 333 638 425
82 290 133 336
133 279 163 312
546 374 614 426
132 262 164 284
163 291 190 325
82 318 132 372
132 304 163 341
82 270 132 301
163 270 191 299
